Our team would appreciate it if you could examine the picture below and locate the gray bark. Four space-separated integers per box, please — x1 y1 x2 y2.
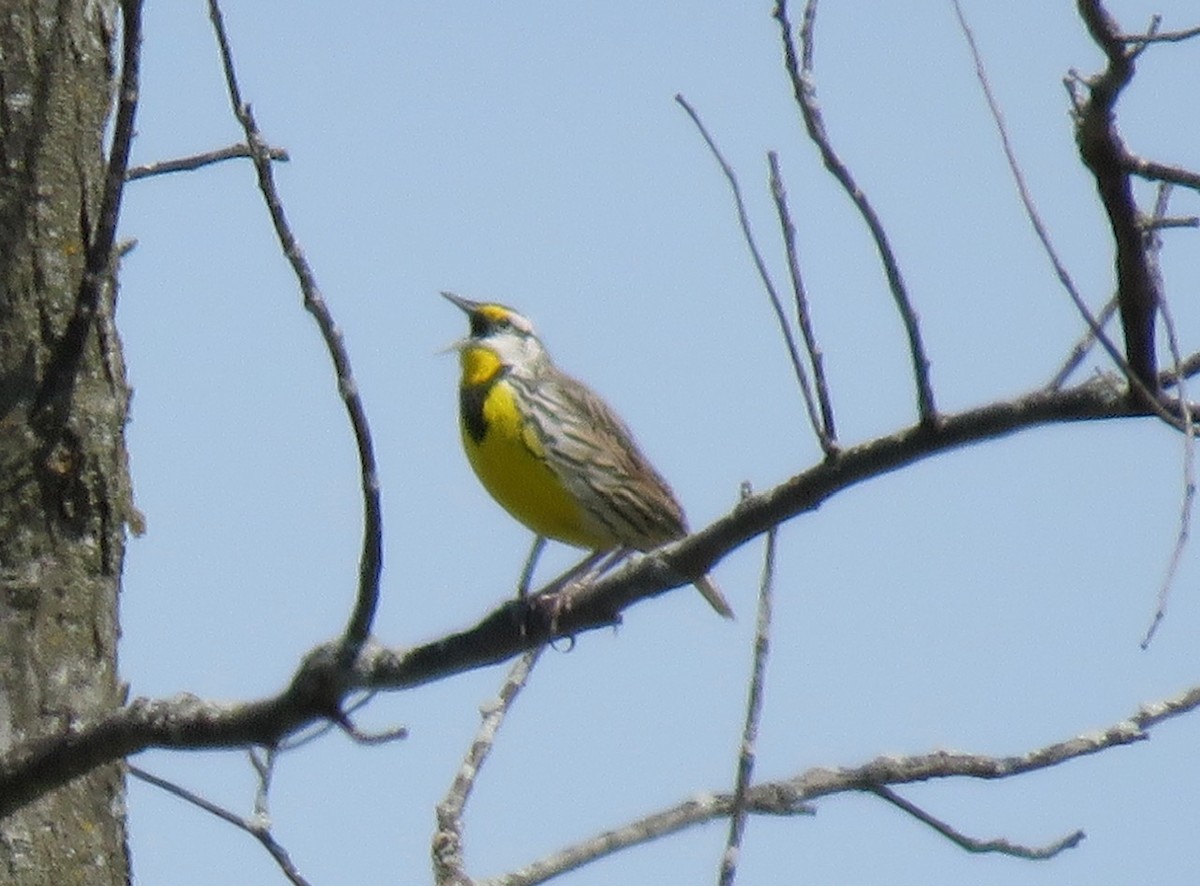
0 1 132 883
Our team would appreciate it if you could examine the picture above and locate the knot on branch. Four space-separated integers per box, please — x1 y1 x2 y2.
285 641 352 721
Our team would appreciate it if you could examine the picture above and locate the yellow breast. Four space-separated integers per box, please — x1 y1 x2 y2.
458 347 613 549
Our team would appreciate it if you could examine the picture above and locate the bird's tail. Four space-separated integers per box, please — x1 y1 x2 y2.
694 574 734 619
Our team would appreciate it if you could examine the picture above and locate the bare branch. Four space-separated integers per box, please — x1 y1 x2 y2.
480 792 813 886
773 0 937 425
673 95 828 449
3 369 1199 815
768 151 838 452
248 746 275 820
130 765 312 886
1075 0 1162 390
126 143 289 181
1124 154 1200 192
1117 23 1200 44
1144 215 1200 231
479 686 1200 884
719 526 777 885
434 650 542 885
869 785 1083 859
207 0 383 665
334 714 409 746
343 374 1200 689
1131 685 1200 727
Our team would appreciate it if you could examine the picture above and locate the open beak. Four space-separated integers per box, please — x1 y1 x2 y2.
438 291 478 355
440 290 483 315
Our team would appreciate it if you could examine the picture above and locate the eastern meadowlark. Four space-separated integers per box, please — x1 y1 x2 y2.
442 291 733 618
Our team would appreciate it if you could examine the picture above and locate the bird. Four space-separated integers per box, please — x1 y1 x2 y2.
442 291 733 618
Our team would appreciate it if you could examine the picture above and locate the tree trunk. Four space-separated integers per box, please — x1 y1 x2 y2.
0 1 131 883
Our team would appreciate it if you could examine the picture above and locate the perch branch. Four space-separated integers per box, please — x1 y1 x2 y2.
1 370 1198 816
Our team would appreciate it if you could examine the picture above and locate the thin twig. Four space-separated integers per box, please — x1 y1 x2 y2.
868 785 1084 859
126 143 289 181
1125 13 1164 62
434 649 542 884
1047 296 1121 390
673 95 826 445
248 746 275 821
1141 183 1195 648
279 691 377 751
1144 215 1200 231
719 526 777 886
1124 154 1200 191
952 0 1114 367
207 0 384 666
334 714 409 746
774 0 937 426
1117 23 1200 44
129 765 312 886
768 151 838 452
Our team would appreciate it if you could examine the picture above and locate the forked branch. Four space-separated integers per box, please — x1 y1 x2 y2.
773 0 937 426
1073 0 1163 391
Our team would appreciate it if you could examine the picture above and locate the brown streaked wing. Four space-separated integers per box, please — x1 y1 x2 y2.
518 369 688 551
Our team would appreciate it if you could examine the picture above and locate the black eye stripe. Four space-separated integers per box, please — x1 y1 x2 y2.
470 313 519 338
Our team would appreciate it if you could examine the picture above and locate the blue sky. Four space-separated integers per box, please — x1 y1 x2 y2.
115 2 1200 883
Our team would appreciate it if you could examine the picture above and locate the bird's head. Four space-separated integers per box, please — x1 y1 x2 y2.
441 291 548 380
